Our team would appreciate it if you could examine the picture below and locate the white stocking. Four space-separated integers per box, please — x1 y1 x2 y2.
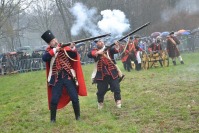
178 56 183 61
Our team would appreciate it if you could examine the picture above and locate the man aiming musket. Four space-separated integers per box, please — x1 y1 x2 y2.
87 22 150 109
41 30 109 122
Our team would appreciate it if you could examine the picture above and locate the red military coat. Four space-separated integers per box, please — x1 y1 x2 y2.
121 42 135 62
45 46 87 109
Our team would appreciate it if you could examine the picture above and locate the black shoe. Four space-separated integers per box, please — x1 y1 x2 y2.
76 116 80 121
51 119 56 123
172 61 176 66
180 61 184 64
136 63 141 71
138 63 142 71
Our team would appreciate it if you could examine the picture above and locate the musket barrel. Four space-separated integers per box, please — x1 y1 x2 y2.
118 22 150 41
61 33 111 47
105 22 151 51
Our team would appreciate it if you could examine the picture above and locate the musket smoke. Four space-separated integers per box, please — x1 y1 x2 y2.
70 3 131 38
70 3 99 36
98 9 131 37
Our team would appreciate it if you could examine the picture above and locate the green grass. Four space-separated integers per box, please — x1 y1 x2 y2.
0 51 199 133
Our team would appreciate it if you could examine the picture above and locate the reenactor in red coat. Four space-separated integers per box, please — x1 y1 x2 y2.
41 30 87 123
133 35 143 71
148 36 162 52
120 37 135 72
87 39 122 109
120 40 128 70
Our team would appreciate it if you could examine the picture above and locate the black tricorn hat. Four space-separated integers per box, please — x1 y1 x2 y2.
41 30 55 44
169 31 175 35
94 38 100 43
129 36 133 39
94 38 104 43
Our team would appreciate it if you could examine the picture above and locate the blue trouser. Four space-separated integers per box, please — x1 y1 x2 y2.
50 71 79 107
96 76 121 103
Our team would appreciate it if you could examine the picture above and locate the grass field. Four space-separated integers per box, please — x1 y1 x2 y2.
0 51 199 133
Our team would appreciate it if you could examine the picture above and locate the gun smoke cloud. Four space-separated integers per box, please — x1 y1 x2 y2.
70 3 99 36
161 0 199 22
98 9 130 37
70 3 130 37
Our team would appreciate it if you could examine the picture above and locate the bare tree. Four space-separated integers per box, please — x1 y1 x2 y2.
1 0 199 53
0 0 33 52
55 0 73 41
27 0 57 32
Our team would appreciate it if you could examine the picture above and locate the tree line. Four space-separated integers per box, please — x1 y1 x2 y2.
0 0 199 53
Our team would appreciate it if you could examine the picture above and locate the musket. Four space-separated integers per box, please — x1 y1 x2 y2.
119 36 130 57
104 22 151 51
60 33 111 47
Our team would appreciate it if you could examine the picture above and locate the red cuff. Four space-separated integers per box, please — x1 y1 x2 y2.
91 50 97 56
49 49 55 56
